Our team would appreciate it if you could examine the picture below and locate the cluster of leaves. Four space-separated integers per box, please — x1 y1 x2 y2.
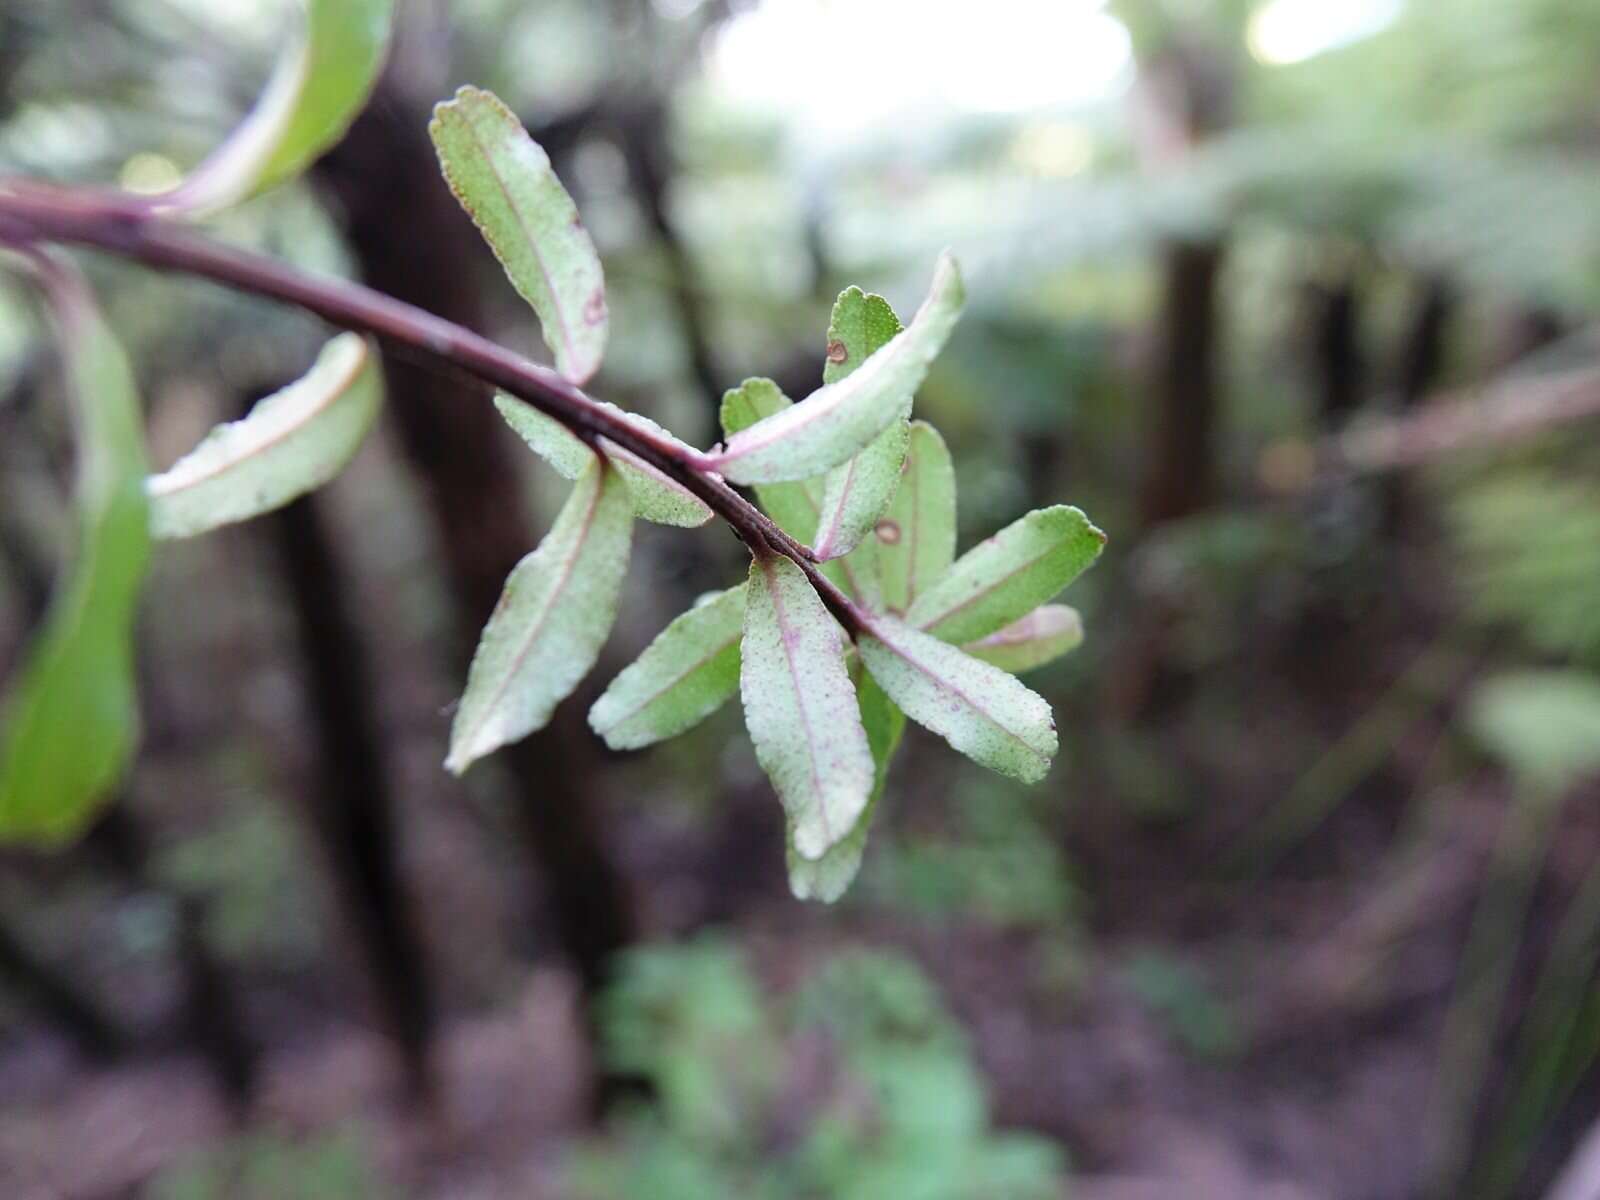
0 0 396 843
575 939 1063 1200
0 4 1103 903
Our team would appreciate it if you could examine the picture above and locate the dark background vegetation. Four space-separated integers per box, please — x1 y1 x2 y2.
4 1 1600 1196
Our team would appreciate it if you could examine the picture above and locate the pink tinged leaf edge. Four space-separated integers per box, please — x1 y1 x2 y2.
429 86 607 385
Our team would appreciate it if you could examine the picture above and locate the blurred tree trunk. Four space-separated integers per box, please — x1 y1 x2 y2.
316 87 639 1067
1382 275 1453 530
1109 26 1236 719
617 102 726 409
1132 34 1234 528
1309 269 1365 425
1396 276 1452 410
88 807 259 1112
255 480 436 1101
1139 239 1226 525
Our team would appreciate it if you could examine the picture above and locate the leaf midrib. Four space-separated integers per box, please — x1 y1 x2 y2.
148 349 365 495
601 626 739 733
916 535 1057 637
457 103 581 371
762 557 834 847
869 625 1046 765
459 469 604 752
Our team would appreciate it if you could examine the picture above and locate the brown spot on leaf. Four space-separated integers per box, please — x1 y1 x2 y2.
875 519 901 545
584 290 607 325
825 340 848 364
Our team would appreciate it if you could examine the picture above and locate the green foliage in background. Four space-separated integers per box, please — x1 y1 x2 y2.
575 940 1064 1200
143 1126 390 1200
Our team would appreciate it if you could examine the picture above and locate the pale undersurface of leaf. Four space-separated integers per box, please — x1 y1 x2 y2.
165 0 394 213
430 86 608 384
708 253 964 484
964 605 1084 675
787 667 905 902
812 289 908 561
589 584 746 750
719 378 880 606
740 554 873 861
1 265 149 843
877 420 956 614
147 333 381 538
909 505 1105 646
859 615 1057 785
495 394 710 527
447 458 633 773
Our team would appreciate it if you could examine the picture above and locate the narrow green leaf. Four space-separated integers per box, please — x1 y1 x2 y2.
708 253 964 484
165 0 394 213
963 605 1084 674
859 615 1057 785
495 394 711 527
908 506 1105 646
740 553 873 861
812 419 909 560
146 334 381 538
589 585 746 750
430 86 608 384
811 288 909 561
787 667 904 903
1 262 149 843
446 458 633 773
877 420 956 614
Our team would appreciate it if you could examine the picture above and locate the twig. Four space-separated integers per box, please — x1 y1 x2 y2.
1260 356 1600 493
0 179 865 633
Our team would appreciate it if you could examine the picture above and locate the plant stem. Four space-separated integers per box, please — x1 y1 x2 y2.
0 179 865 632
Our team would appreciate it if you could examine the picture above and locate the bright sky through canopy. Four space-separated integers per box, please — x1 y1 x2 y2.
708 0 1408 143
708 0 1134 140
1248 0 1403 65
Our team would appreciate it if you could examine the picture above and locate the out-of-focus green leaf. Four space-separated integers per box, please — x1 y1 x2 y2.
430 86 608 384
812 289 908 561
709 254 963 484
164 0 394 213
860 615 1057 784
909 506 1104 645
877 420 956 615
147 334 381 538
788 667 904 902
741 553 873 861
0 261 149 843
447 458 632 773
495 394 711 527
1469 671 1600 792
964 606 1084 675
590 585 746 750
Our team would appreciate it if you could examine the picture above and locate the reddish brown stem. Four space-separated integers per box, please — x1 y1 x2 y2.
0 180 863 632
